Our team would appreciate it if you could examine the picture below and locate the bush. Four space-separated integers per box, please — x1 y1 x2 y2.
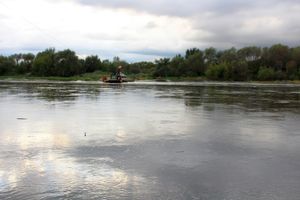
286 60 298 80
0 56 16 75
206 62 248 81
274 70 287 80
257 67 276 81
231 61 248 81
205 63 227 80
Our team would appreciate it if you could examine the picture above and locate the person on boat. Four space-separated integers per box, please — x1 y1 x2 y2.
116 65 122 81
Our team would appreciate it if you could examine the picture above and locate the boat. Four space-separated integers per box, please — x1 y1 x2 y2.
104 79 125 83
104 72 128 83
102 66 132 83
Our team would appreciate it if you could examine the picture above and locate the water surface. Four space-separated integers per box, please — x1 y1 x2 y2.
0 81 300 199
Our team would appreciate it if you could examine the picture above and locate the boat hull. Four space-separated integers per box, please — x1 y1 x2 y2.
104 79 128 83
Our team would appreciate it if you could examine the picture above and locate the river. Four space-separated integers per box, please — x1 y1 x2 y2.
0 81 300 199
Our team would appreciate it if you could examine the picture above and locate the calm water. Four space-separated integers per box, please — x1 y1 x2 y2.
0 81 300 200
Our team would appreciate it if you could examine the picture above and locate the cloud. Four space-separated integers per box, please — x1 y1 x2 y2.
1 0 300 61
70 0 300 49
71 0 297 17
188 2 300 48
144 21 157 29
126 49 178 57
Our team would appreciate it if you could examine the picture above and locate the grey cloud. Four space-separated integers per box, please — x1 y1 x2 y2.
126 49 178 57
86 33 136 41
145 21 157 29
72 0 298 17
184 1 300 48
72 0 253 17
72 0 300 49
3 0 300 61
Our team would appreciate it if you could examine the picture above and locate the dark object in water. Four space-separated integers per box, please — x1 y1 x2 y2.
17 118 27 120
104 79 128 83
84 132 86 136
155 78 167 82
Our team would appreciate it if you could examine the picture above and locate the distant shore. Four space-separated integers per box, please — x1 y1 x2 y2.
1 75 300 85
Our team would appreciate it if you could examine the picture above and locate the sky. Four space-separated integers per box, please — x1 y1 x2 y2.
0 0 300 62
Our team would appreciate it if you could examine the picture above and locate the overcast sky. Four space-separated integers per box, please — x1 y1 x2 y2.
0 0 300 61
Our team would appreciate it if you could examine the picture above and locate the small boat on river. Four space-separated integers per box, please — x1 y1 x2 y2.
103 72 128 83
102 66 133 83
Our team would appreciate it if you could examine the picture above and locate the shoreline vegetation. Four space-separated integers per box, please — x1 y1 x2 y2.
1 73 300 85
1 44 300 83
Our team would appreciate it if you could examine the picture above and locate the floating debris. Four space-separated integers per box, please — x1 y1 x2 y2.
17 118 27 120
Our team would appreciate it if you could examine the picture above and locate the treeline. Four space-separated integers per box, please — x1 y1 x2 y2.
154 44 300 81
0 44 300 81
0 48 155 77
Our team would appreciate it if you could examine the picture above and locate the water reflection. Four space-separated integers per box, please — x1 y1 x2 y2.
0 82 300 199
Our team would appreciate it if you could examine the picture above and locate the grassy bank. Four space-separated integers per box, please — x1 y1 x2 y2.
0 71 126 81
1 71 300 84
0 71 203 82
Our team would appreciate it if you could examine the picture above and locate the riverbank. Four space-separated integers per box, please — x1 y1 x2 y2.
0 71 300 84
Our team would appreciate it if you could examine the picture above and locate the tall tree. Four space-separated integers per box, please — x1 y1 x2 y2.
185 48 201 59
268 44 289 71
153 58 170 77
11 53 22 66
54 49 82 77
21 53 35 73
32 48 56 76
185 51 205 76
0 56 15 75
204 47 218 65
237 46 261 61
220 47 238 63
84 55 101 73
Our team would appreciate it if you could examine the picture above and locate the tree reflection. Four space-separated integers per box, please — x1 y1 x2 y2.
153 85 300 113
0 82 102 102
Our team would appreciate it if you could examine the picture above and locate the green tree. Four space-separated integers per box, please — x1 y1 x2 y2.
0 56 15 75
220 47 238 63
237 46 261 61
54 49 82 77
185 51 205 76
153 58 170 77
290 47 300 73
32 48 56 76
204 47 218 66
101 59 113 72
229 61 248 81
257 67 276 81
268 44 289 71
19 53 35 73
111 56 129 73
205 63 228 80
11 53 22 66
286 60 298 80
169 54 185 76
132 61 156 75
185 48 201 59
84 55 101 73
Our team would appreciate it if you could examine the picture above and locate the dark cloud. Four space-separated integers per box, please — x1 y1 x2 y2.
71 0 300 49
189 2 300 48
126 49 178 57
72 0 298 17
